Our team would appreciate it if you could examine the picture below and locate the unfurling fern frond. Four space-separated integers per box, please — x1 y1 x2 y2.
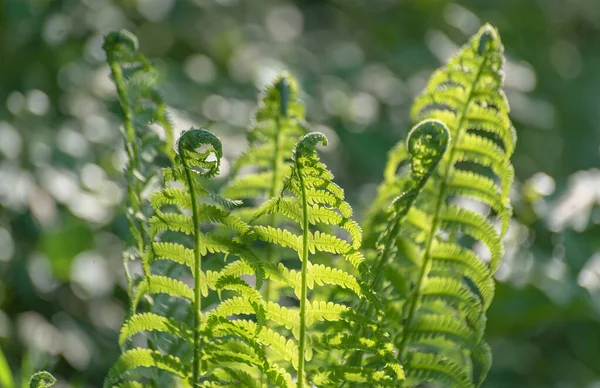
243 132 403 387
344 120 450 379
103 30 176 315
104 24 516 388
222 73 308 305
222 72 306 202
104 127 275 387
364 24 515 388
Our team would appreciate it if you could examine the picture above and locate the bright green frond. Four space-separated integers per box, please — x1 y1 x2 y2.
119 313 193 346
221 172 276 199
405 353 471 388
361 24 515 388
104 349 188 388
252 225 302 252
133 275 193 311
406 314 478 349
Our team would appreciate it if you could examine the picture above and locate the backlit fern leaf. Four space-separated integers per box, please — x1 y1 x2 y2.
105 349 189 388
104 25 516 388
221 73 308 307
222 72 307 201
364 24 515 388
103 30 176 304
246 132 402 387
103 119 270 386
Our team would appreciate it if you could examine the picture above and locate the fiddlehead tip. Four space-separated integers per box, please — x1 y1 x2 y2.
176 128 223 177
406 119 450 179
268 71 299 118
296 132 328 158
103 29 139 55
275 74 290 117
29 371 56 388
476 23 499 55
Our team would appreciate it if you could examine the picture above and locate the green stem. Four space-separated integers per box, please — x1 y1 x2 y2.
296 161 310 388
265 115 284 302
397 54 488 362
179 146 203 386
370 223 402 293
107 55 149 274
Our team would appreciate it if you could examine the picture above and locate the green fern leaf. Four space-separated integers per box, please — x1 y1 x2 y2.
104 349 188 388
363 24 516 388
119 312 193 346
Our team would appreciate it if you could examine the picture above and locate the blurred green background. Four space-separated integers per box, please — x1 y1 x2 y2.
1 0 600 387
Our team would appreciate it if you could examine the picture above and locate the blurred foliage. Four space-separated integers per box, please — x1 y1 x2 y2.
1 0 600 387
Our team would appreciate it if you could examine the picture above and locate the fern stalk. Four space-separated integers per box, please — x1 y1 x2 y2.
105 46 149 266
295 146 310 388
398 33 491 362
265 112 285 303
178 138 204 385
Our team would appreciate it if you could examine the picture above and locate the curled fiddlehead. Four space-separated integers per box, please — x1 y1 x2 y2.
29 372 56 388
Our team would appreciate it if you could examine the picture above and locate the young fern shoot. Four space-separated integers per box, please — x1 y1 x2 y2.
371 120 450 295
221 72 307 304
364 24 516 388
176 129 224 384
249 133 402 387
103 30 176 319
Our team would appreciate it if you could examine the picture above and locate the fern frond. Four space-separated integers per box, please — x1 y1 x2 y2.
221 73 309 326
363 24 516 388
133 275 193 311
253 225 302 252
107 127 269 386
103 31 180 337
405 353 471 388
245 131 402 387
222 72 306 204
104 349 188 388
310 365 400 387
119 312 193 346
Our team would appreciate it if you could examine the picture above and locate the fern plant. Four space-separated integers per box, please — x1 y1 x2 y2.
93 23 516 388
245 132 403 386
362 24 515 387
103 30 176 320
103 31 276 387
221 72 307 305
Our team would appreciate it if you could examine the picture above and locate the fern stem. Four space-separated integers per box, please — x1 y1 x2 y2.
371 223 402 292
265 115 284 302
106 55 149 273
296 159 310 388
179 146 203 386
397 53 488 362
